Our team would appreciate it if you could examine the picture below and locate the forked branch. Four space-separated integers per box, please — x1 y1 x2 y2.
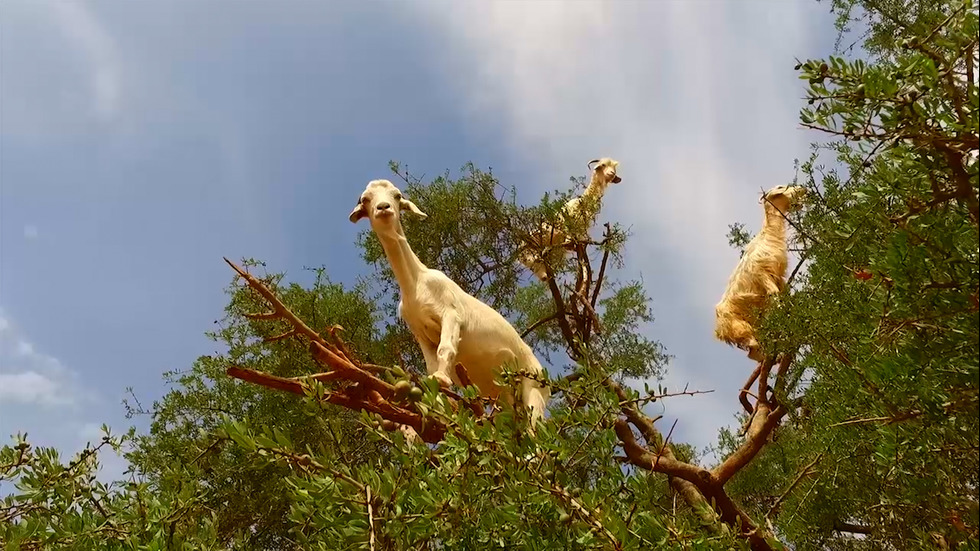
221 258 486 444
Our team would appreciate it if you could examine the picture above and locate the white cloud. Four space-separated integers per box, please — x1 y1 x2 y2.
23 225 39 240
0 371 69 406
411 0 833 451
0 310 88 408
0 311 124 481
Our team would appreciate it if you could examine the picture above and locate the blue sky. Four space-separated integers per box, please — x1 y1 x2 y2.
1 0 838 480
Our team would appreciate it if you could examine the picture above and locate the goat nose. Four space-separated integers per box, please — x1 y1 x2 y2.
376 202 392 211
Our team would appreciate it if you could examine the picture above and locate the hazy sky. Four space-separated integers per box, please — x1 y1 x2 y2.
1 0 838 480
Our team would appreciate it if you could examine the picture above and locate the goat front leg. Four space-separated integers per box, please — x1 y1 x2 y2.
418 339 440 379
431 309 461 390
763 274 784 297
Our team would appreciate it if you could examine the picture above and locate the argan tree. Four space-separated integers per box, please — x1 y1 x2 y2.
1 0 976 549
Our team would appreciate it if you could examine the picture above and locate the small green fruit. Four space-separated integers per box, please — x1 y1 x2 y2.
393 380 412 401
408 387 424 402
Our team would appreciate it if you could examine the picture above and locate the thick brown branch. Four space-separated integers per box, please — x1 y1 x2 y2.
713 401 788 485
226 366 446 442
614 420 770 550
613 420 709 482
224 259 491 443
605 382 727 536
614 357 795 549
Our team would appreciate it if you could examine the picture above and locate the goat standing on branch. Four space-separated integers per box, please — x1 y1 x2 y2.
715 185 807 362
350 179 550 426
521 158 623 280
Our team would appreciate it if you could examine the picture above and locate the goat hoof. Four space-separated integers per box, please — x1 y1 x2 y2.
429 372 453 389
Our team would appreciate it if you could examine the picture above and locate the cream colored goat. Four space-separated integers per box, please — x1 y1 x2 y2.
715 185 807 362
521 158 622 280
350 179 550 427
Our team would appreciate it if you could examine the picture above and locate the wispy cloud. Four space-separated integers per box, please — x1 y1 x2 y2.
411 0 833 450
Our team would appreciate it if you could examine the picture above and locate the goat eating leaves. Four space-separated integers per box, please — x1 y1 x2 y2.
351 179 550 427
714 185 807 362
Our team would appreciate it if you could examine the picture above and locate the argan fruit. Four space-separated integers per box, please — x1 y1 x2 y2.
408 387 424 402
393 380 412 401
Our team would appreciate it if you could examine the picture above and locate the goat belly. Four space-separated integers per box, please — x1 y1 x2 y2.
452 341 505 399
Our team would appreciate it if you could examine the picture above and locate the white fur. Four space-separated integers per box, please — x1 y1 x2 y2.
351 180 550 426
715 185 807 361
521 158 622 280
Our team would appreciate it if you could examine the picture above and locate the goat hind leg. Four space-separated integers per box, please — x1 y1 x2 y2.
521 377 549 431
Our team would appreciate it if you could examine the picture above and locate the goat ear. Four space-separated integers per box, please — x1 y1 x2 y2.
400 198 428 219
349 203 367 223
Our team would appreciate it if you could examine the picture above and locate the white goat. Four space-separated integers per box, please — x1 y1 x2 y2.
715 185 807 362
350 179 550 427
521 158 623 280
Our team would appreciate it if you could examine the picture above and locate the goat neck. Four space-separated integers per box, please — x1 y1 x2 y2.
572 174 611 221
761 201 789 244
375 224 427 298
582 172 612 203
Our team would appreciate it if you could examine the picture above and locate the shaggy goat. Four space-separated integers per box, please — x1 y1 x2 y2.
714 185 807 362
520 158 622 280
350 179 550 426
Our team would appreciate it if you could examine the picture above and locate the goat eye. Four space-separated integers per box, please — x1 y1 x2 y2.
394 193 402 200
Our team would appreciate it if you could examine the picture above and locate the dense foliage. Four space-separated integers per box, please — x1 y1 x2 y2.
725 1 979 549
